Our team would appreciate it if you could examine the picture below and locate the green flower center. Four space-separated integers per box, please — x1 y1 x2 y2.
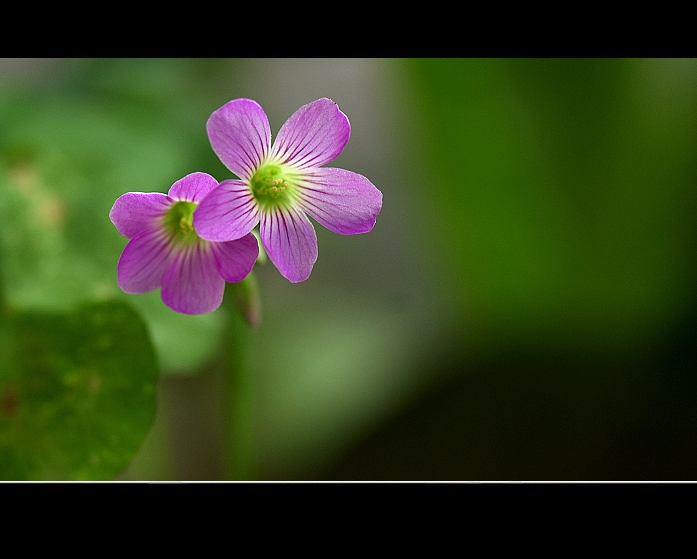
250 163 298 208
163 200 201 244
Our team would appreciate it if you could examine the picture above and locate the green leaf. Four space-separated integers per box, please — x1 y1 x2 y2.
0 301 158 480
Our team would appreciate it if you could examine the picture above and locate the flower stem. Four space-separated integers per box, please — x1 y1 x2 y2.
222 280 257 480
0 248 8 322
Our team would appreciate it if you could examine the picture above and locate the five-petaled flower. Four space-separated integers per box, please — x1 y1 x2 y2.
109 172 259 314
194 98 383 283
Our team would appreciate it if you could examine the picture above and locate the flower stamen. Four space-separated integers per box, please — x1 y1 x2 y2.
251 163 297 207
163 200 200 244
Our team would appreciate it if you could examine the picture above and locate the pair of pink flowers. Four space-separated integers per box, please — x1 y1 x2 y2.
110 98 383 314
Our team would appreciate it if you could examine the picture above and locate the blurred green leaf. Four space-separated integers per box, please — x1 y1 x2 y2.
0 81 227 374
0 301 158 480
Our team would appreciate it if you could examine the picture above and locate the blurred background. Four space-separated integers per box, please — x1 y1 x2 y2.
1 58 695 480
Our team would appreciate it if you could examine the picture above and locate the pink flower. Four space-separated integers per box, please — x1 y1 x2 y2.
194 98 383 283
109 172 259 314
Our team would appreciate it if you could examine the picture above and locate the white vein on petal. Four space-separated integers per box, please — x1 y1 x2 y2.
119 228 176 293
273 123 333 170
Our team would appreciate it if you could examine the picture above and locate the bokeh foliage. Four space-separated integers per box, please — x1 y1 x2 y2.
0 61 231 374
406 58 697 355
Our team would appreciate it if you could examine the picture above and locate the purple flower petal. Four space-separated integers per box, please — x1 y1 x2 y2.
297 168 383 235
168 172 219 203
117 228 174 293
259 206 318 283
271 98 350 169
207 98 271 181
211 233 259 283
194 179 260 242
110 192 171 238
161 243 225 314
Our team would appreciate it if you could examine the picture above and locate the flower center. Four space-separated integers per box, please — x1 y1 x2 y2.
250 163 298 208
163 200 201 244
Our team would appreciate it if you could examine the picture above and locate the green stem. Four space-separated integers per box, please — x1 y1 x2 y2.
222 278 258 480
0 247 9 323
